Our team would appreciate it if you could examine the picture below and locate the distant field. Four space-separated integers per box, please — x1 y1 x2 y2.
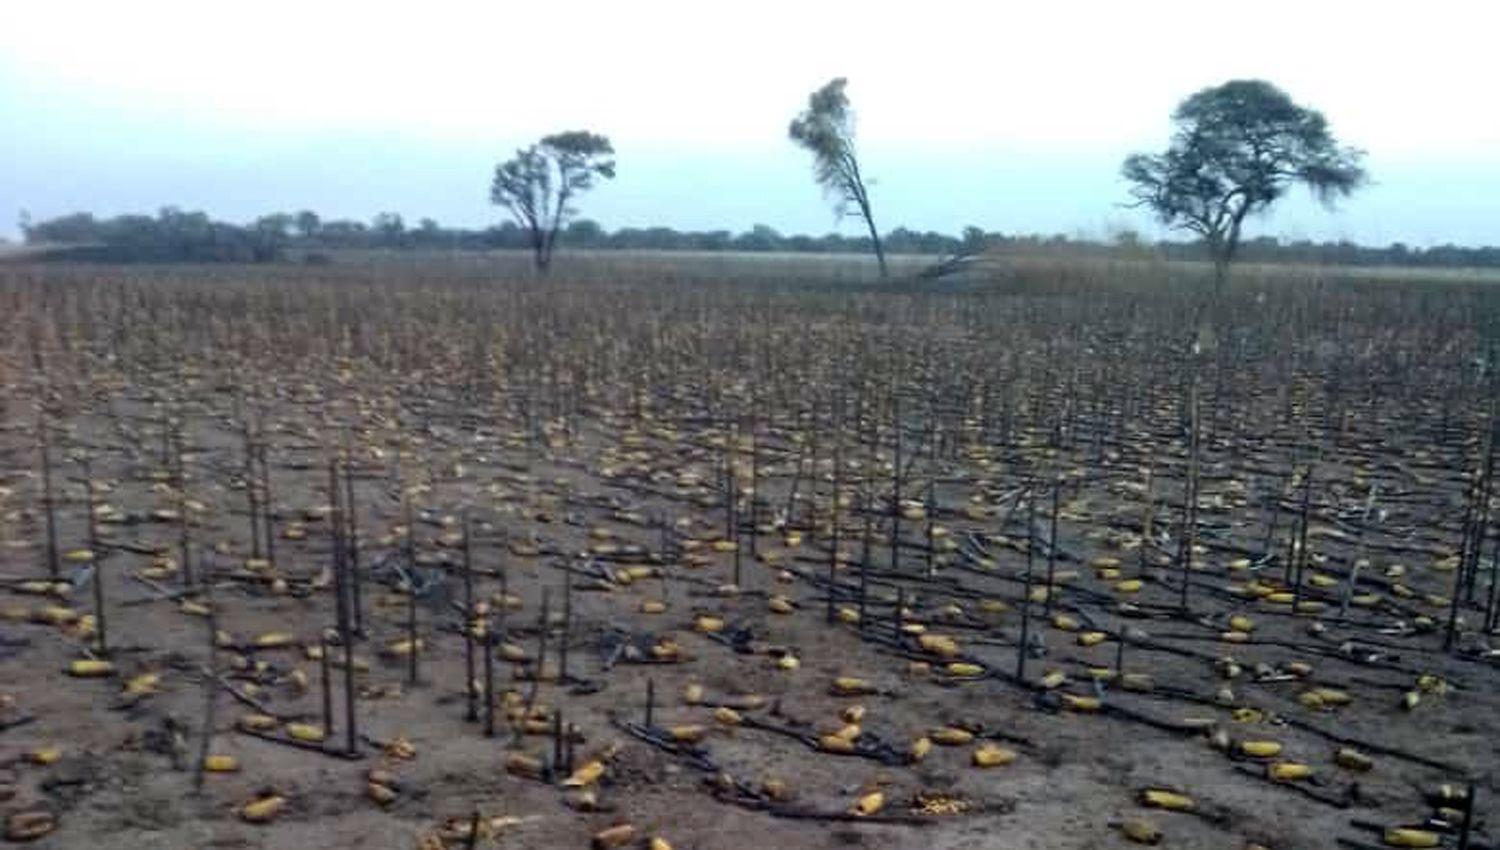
10 244 1500 292
295 247 1500 292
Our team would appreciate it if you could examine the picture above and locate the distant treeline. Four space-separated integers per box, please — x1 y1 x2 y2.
18 208 1500 269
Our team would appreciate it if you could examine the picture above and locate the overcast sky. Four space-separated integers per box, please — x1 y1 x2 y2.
2 0 1498 245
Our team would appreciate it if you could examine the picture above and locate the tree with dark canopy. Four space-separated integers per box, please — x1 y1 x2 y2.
1122 79 1366 291
490 131 615 273
293 210 321 241
789 78 887 277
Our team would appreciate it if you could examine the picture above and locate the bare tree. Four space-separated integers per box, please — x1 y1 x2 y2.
789 78 886 278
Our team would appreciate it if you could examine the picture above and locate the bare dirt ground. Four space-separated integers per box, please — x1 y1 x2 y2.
0 261 1495 850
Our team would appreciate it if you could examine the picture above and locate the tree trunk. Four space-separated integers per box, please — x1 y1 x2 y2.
859 201 887 279
1206 235 1230 296
531 230 549 275
540 224 561 275
1213 211 1247 297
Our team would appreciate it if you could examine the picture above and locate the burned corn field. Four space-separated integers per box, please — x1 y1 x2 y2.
0 257 1496 849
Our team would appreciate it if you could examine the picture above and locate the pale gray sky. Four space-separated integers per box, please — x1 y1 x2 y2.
2 0 1498 245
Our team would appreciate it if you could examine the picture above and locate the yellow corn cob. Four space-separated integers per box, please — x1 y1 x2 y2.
385 638 423 657
1140 788 1194 811
909 736 932 762
831 676 874 696
1239 740 1282 758
931 726 974 746
852 790 884 816
66 659 115 677
816 734 854 754
33 606 79 625
564 759 606 787
123 672 161 695
1309 687 1351 706
1268 761 1312 781
239 713 279 732
254 632 296 648
1077 631 1107 647
972 744 1017 767
1062 693 1101 712
946 662 984 677
1335 747 1374 771
286 723 326 743
1382 828 1440 848
918 634 960 657
203 754 240 772
1120 818 1161 844
384 735 416 760
284 669 309 692
239 795 287 823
